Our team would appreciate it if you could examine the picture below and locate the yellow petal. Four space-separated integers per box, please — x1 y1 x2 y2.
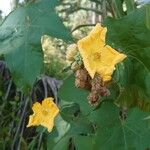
40 118 54 132
32 102 42 113
104 45 127 64
103 75 111 81
27 102 42 127
42 98 59 115
77 23 127 81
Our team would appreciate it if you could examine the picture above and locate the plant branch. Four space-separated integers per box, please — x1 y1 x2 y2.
60 7 102 15
71 24 96 33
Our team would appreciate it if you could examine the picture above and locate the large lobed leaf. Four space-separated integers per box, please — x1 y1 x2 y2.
105 6 150 109
58 74 150 149
81 102 150 150
0 0 72 91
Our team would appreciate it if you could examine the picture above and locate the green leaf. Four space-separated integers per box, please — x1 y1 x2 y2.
74 135 95 150
58 75 92 114
115 61 150 111
116 84 150 112
55 115 70 142
114 59 134 87
60 102 95 136
47 106 95 149
89 102 150 150
52 136 70 150
60 102 81 122
0 0 72 91
105 7 150 108
47 115 70 150
105 7 150 72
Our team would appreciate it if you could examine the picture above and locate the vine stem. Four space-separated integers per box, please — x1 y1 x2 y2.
71 24 95 33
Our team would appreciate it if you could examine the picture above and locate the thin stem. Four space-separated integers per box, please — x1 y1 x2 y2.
71 24 95 33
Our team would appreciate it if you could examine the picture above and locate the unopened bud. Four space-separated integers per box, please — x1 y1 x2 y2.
71 61 80 71
88 91 100 106
75 68 91 90
66 44 78 61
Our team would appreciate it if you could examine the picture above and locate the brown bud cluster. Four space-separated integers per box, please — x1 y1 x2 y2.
75 68 91 90
88 75 110 106
74 68 110 106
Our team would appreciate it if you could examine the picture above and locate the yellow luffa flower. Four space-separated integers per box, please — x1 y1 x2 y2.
27 97 59 132
77 23 127 81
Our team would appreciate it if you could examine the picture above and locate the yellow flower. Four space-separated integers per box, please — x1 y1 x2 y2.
77 23 127 82
27 97 59 132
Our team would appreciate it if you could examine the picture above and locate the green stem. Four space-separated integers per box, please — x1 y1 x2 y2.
71 24 95 33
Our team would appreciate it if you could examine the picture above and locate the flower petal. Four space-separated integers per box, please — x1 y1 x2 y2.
27 102 42 127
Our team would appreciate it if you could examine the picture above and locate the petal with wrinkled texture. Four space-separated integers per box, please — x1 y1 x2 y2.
27 97 59 132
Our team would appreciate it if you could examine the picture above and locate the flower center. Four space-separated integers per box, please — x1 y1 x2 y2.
93 52 101 60
42 109 49 115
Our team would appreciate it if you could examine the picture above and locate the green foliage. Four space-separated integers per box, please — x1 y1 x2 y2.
1 0 150 149
58 75 92 114
56 4 150 149
0 0 72 92
88 102 150 150
105 6 150 110
58 75 150 149
105 6 150 72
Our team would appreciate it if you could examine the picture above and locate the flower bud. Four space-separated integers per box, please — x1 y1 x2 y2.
71 61 80 71
66 44 78 61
